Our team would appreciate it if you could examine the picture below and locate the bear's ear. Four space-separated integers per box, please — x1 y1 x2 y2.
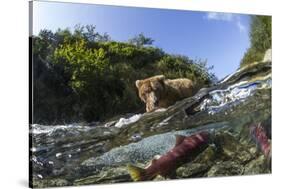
135 80 142 89
151 75 165 90
155 75 165 87
155 75 165 81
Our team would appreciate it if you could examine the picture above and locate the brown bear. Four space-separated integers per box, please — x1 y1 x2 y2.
135 75 196 112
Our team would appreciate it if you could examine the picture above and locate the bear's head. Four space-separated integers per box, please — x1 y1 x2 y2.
135 75 165 112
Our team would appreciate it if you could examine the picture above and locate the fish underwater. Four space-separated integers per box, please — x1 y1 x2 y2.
249 122 271 160
127 131 211 181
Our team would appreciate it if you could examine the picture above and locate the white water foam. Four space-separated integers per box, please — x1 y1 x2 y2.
114 114 142 128
201 78 271 114
30 124 91 135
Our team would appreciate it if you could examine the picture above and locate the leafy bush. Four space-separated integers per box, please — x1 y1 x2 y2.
240 15 272 67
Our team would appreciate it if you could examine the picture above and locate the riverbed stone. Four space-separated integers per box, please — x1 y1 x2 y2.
244 155 270 175
74 166 132 185
215 131 253 163
32 178 69 188
177 163 210 178
207 161 244 177
193 145 216 163
154 175 167 181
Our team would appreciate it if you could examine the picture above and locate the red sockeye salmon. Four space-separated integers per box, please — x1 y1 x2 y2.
249 123 271 158
127 131 211 181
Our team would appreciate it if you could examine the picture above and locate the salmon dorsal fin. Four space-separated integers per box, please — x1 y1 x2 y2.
175 135 186 146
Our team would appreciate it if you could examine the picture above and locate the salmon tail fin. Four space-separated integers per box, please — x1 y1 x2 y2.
127 164 146 181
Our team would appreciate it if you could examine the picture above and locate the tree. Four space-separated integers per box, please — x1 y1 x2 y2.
240 15 271 66
128 33 154 47
250 16 271 52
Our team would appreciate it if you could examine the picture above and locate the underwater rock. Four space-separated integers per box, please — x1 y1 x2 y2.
249 147 258 156
32 178 69 188
244 155 270 175
193 145 216 163
207 161 244 177
215 131 253 163
176 163 210 178
74 166 132 185
215 132 239 157
236 151 253 164
52 167 65 177
153 175 167 181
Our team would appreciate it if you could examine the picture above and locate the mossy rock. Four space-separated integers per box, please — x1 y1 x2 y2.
244 155 271 175
207 161 244 177
74 166 132 185
215 131 253 164
32 178 69 188
176 163 210 178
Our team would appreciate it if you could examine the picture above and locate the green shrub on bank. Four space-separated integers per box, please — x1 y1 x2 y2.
240 15 271 67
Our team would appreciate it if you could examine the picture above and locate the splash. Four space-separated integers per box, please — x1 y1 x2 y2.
30 124 92 136
114 114 142 128
200 76 271 115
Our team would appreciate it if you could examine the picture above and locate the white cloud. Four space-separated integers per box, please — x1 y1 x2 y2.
236 20 246 32
206 12 234 21
205 12 246 33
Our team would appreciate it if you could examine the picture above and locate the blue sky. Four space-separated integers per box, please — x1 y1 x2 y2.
33 1 251 79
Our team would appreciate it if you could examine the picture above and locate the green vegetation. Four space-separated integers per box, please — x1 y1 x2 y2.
32 25 216 124
240 15 271 67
